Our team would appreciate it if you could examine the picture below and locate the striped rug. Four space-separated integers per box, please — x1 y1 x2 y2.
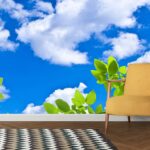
0 129 117 150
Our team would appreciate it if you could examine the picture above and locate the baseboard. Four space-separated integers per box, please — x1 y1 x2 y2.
0 114 149 121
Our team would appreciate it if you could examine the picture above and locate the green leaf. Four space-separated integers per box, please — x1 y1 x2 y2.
108 56 119 76
103 82 108 91
0 78 3 85
111 82 120 89
71 105 76 111
72 90 85 107
98 74 106 83
91 70 106 83
113 88 120 96
55 99 70 113
119 66 127 74
96 104 103 114
109 73 119 80
68 110 75 114
113 84 124 96
43 102 59 114
91 70 101 80
94 59 107 73
88 106 95 114
0 93 4 100
78 106 86 114
75 109 80 113
96 80 101 84
108 56 116 64
86 90 96 105
91 70 100 80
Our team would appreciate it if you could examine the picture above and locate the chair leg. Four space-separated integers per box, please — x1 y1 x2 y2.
105 114 109 134
128 116 131 123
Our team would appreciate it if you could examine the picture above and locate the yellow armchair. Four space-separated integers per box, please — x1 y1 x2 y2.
105 63 150 134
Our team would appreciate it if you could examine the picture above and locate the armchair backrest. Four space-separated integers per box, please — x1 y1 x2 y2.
124 63 150 96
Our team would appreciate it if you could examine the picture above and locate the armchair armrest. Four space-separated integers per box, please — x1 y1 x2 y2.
107 79 126 83
107 79 126 99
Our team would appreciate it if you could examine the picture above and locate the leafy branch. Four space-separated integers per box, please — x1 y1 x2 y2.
91 56 127 96
43 90 104 114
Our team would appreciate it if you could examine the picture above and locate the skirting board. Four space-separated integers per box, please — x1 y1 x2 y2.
0 114 149 121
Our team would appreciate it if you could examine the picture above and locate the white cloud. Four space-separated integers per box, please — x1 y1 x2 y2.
0 0 30 21
0 85 10 100
16 15 89 66
103 32 145 59
0 20 17 51
45 82 87 105
0 0 54 22
34 0 54 14
23 82 87 114
16 0 150 65
131 51 150 63
23 103 45 114
0 0 149 64
0 0 53 51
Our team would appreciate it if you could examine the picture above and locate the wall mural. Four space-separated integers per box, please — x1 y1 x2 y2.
0 0 149 114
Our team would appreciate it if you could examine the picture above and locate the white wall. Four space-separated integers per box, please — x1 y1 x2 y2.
0 114 149 121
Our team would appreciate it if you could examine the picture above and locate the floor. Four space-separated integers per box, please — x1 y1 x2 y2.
105 122 150 150
0 121 149 150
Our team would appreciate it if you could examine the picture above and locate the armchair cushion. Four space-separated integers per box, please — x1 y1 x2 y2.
106 95 150 116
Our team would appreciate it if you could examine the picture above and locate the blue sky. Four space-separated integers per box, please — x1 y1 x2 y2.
0 0 150 113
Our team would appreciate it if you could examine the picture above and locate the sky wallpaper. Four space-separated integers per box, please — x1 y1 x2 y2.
0 0 150 114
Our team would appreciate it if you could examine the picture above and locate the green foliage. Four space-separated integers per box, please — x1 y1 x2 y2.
72 90 85 107
86 90 96 105
108 56 119 76
0 78 3 85
0 94 4 100
91 56 127 96
88 106 95 114
55 99 70 113
96 104 103 114
94 59 107 74
43 56 127 114
43 90 104 114
0 78 4 100
43 102 59 114
119 66 127 74
113 83 124 96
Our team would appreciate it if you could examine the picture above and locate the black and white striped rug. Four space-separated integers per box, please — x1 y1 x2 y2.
0 129 117 150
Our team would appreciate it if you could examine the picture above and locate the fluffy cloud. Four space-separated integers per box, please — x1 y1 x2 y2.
23 82 87 114
22 103 45 114
16 0 150 65
131 51 150 63
16 15 89 66
34 0 54 14
45 82 87 105
0 85 10 100
0 0 30 21
0 0 54 22
103 32 145 59
0 20 17 51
